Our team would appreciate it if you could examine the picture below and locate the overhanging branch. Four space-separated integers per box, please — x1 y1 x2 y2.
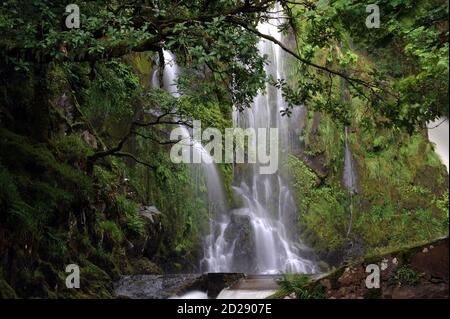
229 16 378 90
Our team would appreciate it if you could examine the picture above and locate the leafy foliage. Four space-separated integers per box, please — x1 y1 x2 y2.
278 273 326 299
393 265 420 286
0 0 448 298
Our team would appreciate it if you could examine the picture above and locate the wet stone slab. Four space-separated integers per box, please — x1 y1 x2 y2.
114 274 206 299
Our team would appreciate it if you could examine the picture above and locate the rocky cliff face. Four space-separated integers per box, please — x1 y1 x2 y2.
286 103 449 268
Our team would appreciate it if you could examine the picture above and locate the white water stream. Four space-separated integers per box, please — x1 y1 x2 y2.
201 5 316 275
131 4 446 300
154 50 228 218
153 5 316 286
428 117 449 172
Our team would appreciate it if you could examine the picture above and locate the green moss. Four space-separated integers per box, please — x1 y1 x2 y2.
399 135 423 157
89 249 122 280
51 134 94 162
56 260 114 299
116 194 145 237
276 274 326 299
15 267 57 298
131 258 162 274
426 144 444 168
124 52 154 89
348 112 447 255
93 165 118 193
288 92 448 261
78 262 113 299
99 220 124 243
392 265 420 286
0 128 92 194
218 163 234 205
0 128 94 235
282 155 320 211
283 155 347 255
434 192 449 226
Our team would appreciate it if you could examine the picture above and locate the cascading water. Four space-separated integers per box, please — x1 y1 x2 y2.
343 129 357 194
201 6 316 274
152 12 316 275
428 117 449 172
153 50 228 225
342 126 357 237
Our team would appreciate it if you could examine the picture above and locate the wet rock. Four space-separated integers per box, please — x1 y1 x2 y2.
301 153 330 180
284 292 296 299
130 258 162 274
321 279 332 290
53 91 75 135
410 239 449 279
81 130 97 149
338 266 365 287
114 274 206 299
342 239 365 262
127 206 163 258
206 273 245 299
224 210 257 273
385 282 449 299
140 206 161 223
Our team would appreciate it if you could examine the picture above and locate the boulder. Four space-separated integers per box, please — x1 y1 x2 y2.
410 240 449 279
224 210 257 273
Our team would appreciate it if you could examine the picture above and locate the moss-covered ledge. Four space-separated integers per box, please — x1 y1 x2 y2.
269 236 448 299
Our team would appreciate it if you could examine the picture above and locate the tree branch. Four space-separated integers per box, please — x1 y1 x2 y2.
131 130 192 146
113 151 157 170
228 16 378 90
87 109 190 170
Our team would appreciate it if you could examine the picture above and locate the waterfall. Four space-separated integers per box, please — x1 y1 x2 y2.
153 50 228 229
428 117 449 173
201 5 316 274
153 8 317 275
153 50 239 273
343 126 358 195
342 126 357 237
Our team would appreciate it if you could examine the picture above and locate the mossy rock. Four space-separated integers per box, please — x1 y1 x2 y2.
123 52 154 89
57 261 113 299
89 249 122 281
130 258 162 274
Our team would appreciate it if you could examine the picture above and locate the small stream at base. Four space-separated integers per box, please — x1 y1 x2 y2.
114 274 281 299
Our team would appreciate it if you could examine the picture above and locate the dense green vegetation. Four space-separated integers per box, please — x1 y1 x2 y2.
280 0 448 265
0 0 448 298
